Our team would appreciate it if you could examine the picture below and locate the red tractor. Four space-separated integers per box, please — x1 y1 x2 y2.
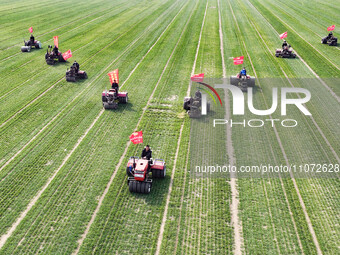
102 89 128 109
126 157 166 194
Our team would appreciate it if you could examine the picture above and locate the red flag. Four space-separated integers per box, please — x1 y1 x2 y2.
130 131 143 144
327 25 335 31
107 69 119 84
191 73 204 82
62 50 72 60
233 56 244 65
279 31 288 39
29 27 33 33
53 36 59 48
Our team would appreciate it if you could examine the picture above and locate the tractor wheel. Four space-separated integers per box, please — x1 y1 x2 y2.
129 181 136 192
46 59 54 65
183 100 190 111
21 46 30 52
83 72 88 79
102 96 108 103
144 183 151 194
160 166 166 178
103 102 110 109
119 95 128 104
152 169 159 178
66 76 76 82
136 182 142 193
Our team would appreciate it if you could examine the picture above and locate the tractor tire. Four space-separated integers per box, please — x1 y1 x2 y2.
103 102 110 109
21 46 30 52
35 41 42 49
144 183 151 194
102 96 108 102
66 76 76 82
119 95 128 104
183 99 190 111
230 76 238 86
136 182 142 193
152 169 159 178
129 181 136 192
161 166 166 178
83 72 88 79
321 38 328 44
46 59 55 65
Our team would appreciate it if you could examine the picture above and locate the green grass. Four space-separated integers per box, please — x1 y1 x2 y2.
0 0 339 254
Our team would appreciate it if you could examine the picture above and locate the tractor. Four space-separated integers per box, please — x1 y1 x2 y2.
45 45 66 65
21 34 42 52
275 44 296 58
66 61 87 82
183 90 210 118
102 86 128 109
126 157 166 194
230 73 255 92
321 32 337 46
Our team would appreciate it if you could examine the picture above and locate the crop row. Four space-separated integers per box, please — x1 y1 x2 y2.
0 0 186 246
0 0 200 253
224 0 339 253
0 0 181 172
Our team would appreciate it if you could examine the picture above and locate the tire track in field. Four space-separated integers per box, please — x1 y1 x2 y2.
242 1 340 164
0 1 179 176
246 0 340 103
227 0 305 253
0 2 185 248
71 2 189 253
255 1 339 72
218 0 243 253
154 2 201 253
172 143 190 254
231 1 323 253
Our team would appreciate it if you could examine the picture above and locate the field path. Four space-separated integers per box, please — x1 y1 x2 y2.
227 0 306 252
155 2 207 254
218 0 243 254
232 1 324 253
